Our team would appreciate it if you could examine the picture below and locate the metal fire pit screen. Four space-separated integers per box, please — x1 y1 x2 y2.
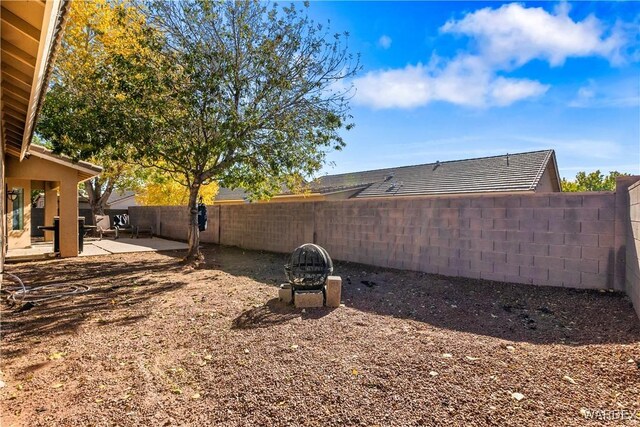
284 244 333 290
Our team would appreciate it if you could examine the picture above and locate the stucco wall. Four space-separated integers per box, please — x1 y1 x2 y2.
6 178 31 249
130 188 634 291
626 181 640 320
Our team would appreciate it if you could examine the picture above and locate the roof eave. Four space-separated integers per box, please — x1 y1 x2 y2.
20 0 70 160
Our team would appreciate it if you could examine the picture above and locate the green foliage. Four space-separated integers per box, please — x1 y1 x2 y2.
561 170 630 192
143 0 360 196
36 0 160 214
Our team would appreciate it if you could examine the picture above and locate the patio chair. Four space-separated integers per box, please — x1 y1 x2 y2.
132 220 154 238
95 214 119 240
113 214 135 238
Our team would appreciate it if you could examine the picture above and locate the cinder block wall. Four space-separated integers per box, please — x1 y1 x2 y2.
130 181 640 299
626 181 640 319
314 193 618 289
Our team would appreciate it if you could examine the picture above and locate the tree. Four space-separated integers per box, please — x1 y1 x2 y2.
37 0 159 217
137 172 219 206
561 170 630 192
137 0 359 262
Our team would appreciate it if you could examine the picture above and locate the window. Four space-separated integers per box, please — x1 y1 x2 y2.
11 188 24 231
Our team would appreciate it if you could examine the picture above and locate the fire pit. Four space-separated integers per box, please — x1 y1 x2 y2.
284 243 333 291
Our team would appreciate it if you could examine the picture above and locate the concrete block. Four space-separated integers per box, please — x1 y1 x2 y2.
549 219 580 233
294 290 324 308
549 195 582 208
564 233 598 247
493 240 520 253
582 246 612 261
519 218 549 232
507 253 534 266
481 251 507 263
494 196 521 208
549 244 581 259
470 198 495 208
279 284 293 304
533 232 564 245
581 220 614 235
506 208 534 220
533 208 564 220
481 208 506 219
493 218 519 230
520 196 550 208
564 258 599 274
519 242 549 257
564 208 598 221
325 276 342 308
534 256 564 271
506 230 533 242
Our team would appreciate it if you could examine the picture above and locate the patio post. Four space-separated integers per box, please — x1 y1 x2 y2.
43 182 59 242
58 178 79 257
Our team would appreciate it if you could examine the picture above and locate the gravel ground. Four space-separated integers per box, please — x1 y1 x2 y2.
1 244 639 426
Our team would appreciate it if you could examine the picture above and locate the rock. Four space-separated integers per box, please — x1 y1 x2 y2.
465 356 480 361
563 375 577 384
442 353 453 358
506 346 515 351
429 371 438 377
511 392 525 401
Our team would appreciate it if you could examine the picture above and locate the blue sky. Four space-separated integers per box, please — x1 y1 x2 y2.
307 1 640 179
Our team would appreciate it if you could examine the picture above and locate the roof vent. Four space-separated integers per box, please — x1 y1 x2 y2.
384 173 394 182
433 160 440 171
506 153 510 166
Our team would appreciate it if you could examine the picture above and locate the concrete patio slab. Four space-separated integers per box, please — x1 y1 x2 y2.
6 237 187 262
90 238 188 254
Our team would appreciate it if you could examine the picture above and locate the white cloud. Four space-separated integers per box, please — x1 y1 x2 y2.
512 135 623 160
353 3 628 110
569 79 640 108
353 56 548 109
378 35 392 49
441 3 626 67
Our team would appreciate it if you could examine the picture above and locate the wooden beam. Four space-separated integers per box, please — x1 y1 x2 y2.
2 114 24 129
3 103 27 120
2 80 31 102
4 125 23 138
5 121 25 135
2 76 31 97
2 111 24 127
0 7 41 42
1 42 37 69
1 63 33 86
2 92 29 110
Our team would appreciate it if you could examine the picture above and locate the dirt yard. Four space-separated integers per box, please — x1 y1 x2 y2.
1 245 639 426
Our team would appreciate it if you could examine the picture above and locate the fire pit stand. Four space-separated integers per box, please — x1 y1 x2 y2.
280 244 342 308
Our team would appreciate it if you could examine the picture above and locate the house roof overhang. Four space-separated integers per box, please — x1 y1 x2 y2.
26 144 102 182
1 0 69 159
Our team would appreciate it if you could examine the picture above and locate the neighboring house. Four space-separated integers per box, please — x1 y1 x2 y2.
214 149 561 204
106 190 138 209
1 0 102 265
78 190 138 210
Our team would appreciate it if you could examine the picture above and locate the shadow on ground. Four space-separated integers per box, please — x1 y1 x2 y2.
231 298 334 330
1 252 188 360
203 244 640 346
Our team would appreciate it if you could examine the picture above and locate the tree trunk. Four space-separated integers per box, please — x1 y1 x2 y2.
85 178 114 221
185 182 203 263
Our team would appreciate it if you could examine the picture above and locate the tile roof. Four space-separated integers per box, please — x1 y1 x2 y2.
215 149 558 201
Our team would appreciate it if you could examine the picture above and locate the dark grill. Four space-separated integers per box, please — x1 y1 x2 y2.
284 244 333 290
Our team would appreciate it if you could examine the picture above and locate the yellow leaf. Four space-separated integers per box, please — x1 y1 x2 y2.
52 383 64 389
191 393 201 399
49 352 66 360
352 369 358 376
